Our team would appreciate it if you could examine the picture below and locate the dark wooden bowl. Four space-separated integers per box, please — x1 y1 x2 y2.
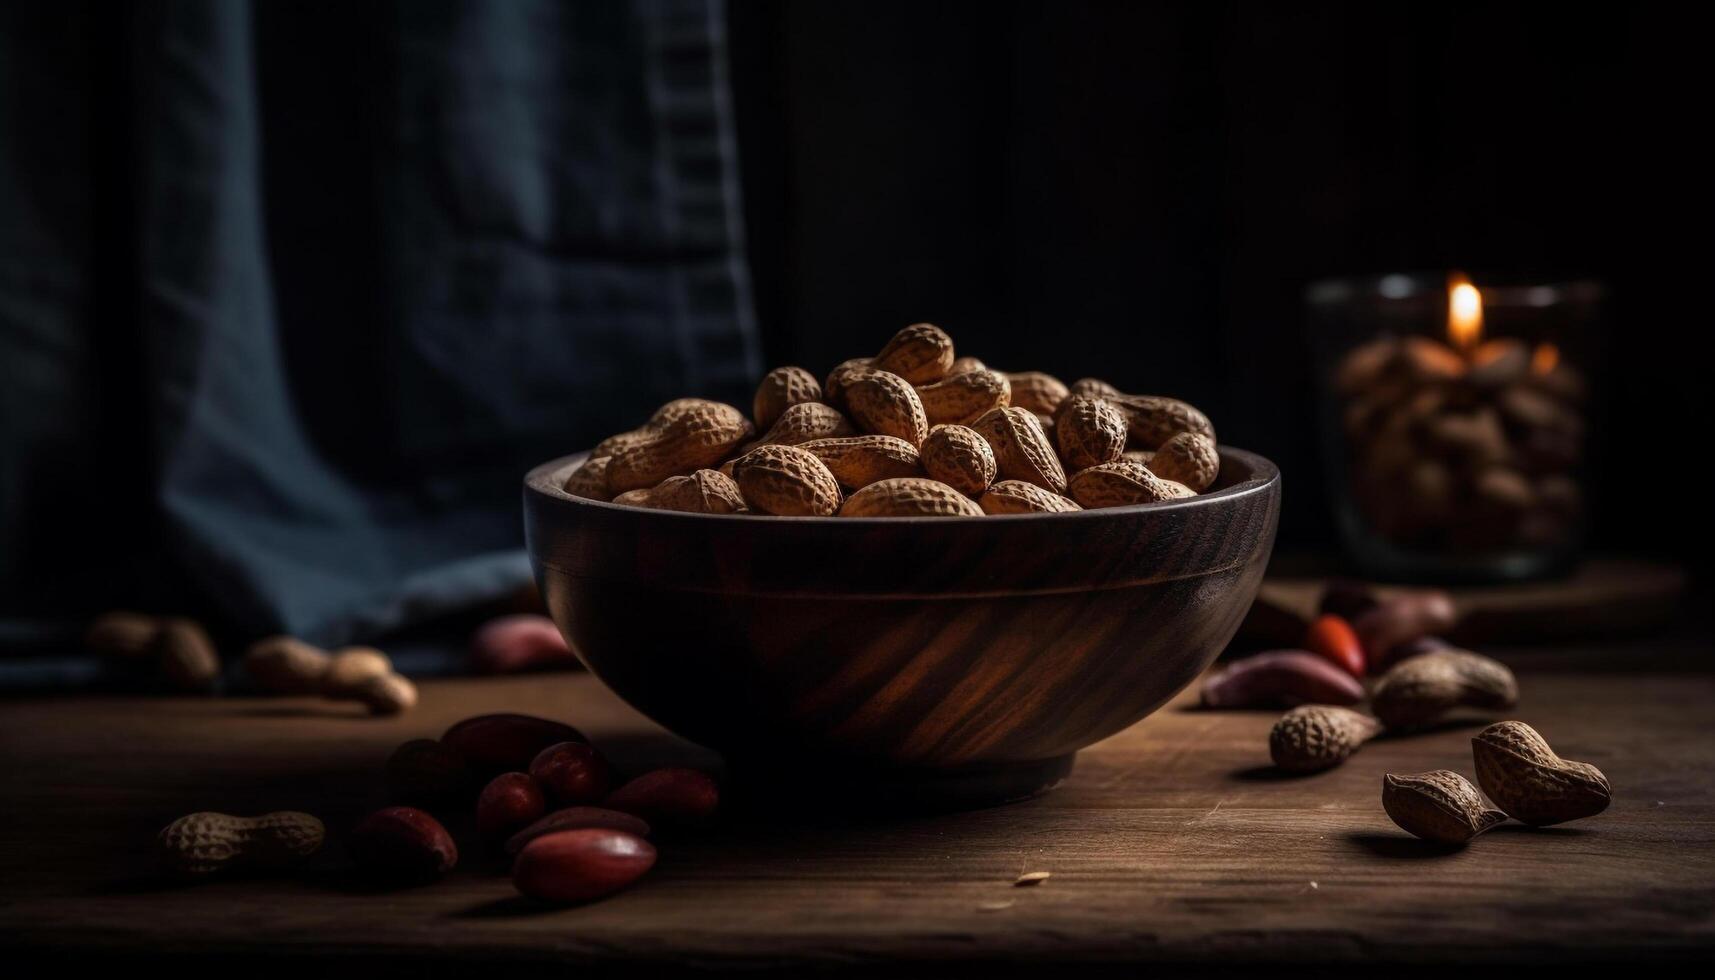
524 448 1279 810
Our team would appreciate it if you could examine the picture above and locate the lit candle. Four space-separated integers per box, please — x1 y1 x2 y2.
1447 273 1483 357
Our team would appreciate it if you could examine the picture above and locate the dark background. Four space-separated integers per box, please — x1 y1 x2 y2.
728 1 1713 564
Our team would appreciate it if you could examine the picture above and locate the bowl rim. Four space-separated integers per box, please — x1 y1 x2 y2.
525 446 1279 525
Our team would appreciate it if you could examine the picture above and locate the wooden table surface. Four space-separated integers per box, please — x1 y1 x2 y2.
2 638 1712 974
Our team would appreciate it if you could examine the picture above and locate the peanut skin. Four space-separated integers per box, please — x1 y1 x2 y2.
1200 650 1366 709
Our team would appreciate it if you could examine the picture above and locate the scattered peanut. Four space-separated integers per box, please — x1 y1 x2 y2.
1269 705 1382 773
321 646 392 695
530 741 613 807
157 618 220 693
356 671 418 716
469 614 578 674
603 768 720 830
948 356 988 376
1472 721 1611 826
158 811 324 877
840 478 986 518
441 713 588 774
1370 648 1518 730
506 807 652 855
244 635 331 694
85 611 163 659
513 829 657 904
1303 614 1365 678
1353 590 1458 667
477 772 548 841
1382 770 1507 845
1200 650 1366 708
919 424 997 496
348 806 458 881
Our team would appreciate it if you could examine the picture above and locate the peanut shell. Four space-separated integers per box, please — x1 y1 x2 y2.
1382 770 1507 845
917 368 1011 426
920 424 997 496
796 435 923 489
1371 649 1518 731
607 401 753 493
1053 393 1127 471
613 469 747 514
840 478 985 518
845 369 930 447
562 456 615 501
744 400 854 452
1006 372 1070 416
1065 460 1193 509
873 323 955 384
1472 721 1611 826
1146 430 1219 492
978 481 1082 515
971 406 1066 493
732 445 843 516
753 366 822 432
1269 705 1382 773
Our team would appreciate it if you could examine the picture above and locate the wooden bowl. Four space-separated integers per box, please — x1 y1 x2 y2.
524 448 1279 810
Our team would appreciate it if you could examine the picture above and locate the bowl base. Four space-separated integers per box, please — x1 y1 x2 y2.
726 753 1076 815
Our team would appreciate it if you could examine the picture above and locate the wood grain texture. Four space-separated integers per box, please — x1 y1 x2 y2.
0 652 1711 972
525 449 1280 796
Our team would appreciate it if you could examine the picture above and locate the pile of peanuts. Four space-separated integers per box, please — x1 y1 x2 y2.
157 712 719 905
563 323 1220 516
1336 334 1585 552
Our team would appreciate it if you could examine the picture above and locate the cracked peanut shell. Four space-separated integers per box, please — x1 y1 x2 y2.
1382 770 1507 845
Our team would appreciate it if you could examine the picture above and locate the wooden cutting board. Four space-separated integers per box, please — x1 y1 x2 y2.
1248 558 1685 646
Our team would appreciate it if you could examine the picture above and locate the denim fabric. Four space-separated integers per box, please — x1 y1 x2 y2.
0 0 759 685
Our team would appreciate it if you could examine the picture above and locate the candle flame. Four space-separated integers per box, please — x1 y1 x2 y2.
1448 274 1483 353
1531 342 1560 376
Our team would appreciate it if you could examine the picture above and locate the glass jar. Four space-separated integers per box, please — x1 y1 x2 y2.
1307 273 1601 583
